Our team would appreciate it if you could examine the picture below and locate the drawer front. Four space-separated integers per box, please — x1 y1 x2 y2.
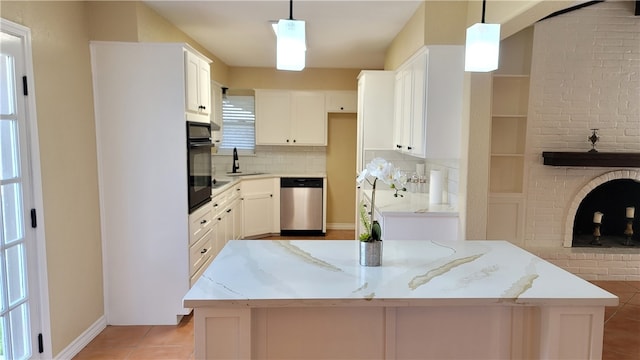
189 228 213 276
189 204 213 244
190 255 213 288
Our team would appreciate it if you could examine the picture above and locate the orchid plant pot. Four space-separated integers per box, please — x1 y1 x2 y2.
356 158 407 267
359 237 382 266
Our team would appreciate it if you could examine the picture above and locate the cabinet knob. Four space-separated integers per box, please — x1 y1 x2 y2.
407 146 413 150
363 204 367 207
214 203 218 207
226 209 231 213
218 217 222 221
200 248 208 254
293 139 296 143
340 107 344 110
200 219 207 225
270 194 273 197
286 139 290 143
396 145 402 149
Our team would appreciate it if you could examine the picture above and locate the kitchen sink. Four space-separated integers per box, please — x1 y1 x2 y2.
225 172 266 177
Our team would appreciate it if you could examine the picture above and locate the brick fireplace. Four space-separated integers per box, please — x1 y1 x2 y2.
521 1 640 280
565 170 640 247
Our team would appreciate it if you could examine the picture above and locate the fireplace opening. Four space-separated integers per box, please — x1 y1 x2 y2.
572 179 640 247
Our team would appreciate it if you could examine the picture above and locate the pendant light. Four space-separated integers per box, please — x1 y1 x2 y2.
464 0 500 72
275 0 306 71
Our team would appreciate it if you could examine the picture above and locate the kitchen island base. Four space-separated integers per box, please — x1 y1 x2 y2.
184 240 615 360
193 304 604 359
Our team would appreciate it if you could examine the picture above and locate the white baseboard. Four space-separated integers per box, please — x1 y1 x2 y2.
55 315 106 360
327 223 355 230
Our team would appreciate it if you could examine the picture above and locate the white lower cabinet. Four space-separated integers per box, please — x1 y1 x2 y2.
188 203 215 287
241 178 280 237
209 183 242 260
230 197 243 240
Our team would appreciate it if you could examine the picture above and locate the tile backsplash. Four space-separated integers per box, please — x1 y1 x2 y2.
363 150 459 207
212 146 326 177
213 146 459 207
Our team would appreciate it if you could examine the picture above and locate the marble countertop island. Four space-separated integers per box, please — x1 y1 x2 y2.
184 240 616 307
184 240 617 359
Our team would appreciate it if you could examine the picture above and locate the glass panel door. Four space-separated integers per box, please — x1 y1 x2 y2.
0 32 32 360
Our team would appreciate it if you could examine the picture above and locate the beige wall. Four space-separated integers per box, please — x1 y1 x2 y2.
86 1 138 42
0 0 580 356
384 1 467 70
327 114 357 226
384 1 425 70
1 1 104 356
133 1 230 85
228 66 360 90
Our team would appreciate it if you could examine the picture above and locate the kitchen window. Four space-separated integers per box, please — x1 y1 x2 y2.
219 93 255 154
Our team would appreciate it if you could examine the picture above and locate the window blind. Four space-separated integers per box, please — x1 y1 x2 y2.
220 95 255 152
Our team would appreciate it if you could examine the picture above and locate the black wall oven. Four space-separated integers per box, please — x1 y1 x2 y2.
187 121 213 213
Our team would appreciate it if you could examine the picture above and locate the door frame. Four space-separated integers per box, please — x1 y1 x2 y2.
1 18 52 359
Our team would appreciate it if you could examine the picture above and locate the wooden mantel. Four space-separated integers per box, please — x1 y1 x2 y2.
542 151 640 167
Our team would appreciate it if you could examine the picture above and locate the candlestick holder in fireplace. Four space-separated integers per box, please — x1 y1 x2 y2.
623 218 634 246
591 222 602 246
588 129 599 153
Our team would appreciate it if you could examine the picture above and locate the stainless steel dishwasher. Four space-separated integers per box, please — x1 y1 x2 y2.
280 177 324 236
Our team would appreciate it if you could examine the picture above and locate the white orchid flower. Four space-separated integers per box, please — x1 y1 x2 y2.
356 168 369 184
392 168 407 189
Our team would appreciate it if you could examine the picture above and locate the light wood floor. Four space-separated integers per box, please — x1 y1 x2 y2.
261 229 355 240
73 230 640 360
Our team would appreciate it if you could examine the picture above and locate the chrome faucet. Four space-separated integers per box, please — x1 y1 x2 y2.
232 147 240 173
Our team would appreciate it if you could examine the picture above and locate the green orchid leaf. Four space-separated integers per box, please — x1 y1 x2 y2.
371 221 382 241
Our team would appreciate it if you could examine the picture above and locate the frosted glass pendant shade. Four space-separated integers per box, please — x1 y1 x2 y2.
464 23 500 72
276 19 306 71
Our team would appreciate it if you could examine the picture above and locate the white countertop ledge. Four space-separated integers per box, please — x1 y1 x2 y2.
362 189 458 215
183 240 618 308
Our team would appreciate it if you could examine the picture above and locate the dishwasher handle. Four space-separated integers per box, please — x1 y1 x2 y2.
280 177 323 188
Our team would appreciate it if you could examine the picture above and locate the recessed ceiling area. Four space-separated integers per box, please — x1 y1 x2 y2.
143 0 424 69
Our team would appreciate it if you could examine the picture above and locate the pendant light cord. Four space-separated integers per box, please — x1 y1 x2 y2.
481 0 486 23
289 0 294 20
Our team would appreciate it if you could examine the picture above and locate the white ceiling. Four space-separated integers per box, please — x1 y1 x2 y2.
143 0 424 69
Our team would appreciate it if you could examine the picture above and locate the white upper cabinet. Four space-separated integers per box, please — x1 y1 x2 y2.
356 71 395 171
393 46 464 159
255 90 327 146
185 50 212 123
325 91 357 113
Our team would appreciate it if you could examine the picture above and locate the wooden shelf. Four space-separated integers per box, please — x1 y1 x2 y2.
542 152 640 167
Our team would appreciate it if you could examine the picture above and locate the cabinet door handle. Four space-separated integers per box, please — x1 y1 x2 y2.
226 209 232 213
201 248 208 254
396 145 402 149
407 146 413 150
200 219 207 225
